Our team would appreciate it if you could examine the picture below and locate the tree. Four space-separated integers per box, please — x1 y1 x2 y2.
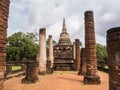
96 43 107 61
7 32 39 61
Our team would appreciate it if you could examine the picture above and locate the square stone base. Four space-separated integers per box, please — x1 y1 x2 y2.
38 71 46 75
22 76 39 84
110 81 120 90
78 71 85 76
84 75 101 84
47 68 54 74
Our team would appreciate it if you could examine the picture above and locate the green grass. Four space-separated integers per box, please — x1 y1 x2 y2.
104 66 109 69
12 66 21 71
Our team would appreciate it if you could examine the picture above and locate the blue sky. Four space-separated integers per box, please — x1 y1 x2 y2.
8 0 120 46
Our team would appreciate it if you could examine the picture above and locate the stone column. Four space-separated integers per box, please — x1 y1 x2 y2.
0 0 10 90
22 61 39 83
48 35 54 68
107 27 120 90
78 48 86 75
75 39 80 70
73 42 76 60
84 11 100 84
39 28 47 74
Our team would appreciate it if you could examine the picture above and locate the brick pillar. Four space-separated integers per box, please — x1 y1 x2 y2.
0 0 10 90
73 42 76 70
84 11 100 84
22 61 39 83
75 39 80 70
73 42 76 60
78 48 86 75
107 27 120 90
39 28 47 74
48 35 54 68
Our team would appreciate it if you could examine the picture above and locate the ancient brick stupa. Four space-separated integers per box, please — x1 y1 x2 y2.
53 18 74 70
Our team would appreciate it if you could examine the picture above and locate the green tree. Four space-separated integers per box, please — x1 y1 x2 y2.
7 32 39 61
96 43 107 61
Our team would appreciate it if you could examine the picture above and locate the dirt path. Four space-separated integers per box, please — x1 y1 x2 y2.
4 71 108 90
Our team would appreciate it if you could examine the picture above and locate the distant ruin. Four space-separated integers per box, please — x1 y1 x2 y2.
53 18 75 70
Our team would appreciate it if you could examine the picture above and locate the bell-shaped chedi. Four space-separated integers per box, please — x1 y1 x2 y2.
58 18 72 45
83 11 101 84
53 18 74 70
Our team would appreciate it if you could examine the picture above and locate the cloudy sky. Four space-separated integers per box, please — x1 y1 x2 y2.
8 0 120 46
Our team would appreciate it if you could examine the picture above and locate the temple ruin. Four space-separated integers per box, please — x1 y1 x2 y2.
53 18 75 70
107 27 120 90
83 11 101 84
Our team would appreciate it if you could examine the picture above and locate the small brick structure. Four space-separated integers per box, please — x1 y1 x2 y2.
83 10 101 84
78 48 86 75
0 0 10 90
75 39 81 71
39 28 47 74
107 27 120 90
22 60 39 83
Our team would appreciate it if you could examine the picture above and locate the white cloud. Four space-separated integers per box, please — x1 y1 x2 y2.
8 0 120 46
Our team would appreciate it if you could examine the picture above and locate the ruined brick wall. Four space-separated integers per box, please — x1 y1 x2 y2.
107 27 120 90
0 0 10 89
84 11 100 84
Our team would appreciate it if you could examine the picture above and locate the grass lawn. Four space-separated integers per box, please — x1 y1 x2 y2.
104 66 109 69
12 66 21 71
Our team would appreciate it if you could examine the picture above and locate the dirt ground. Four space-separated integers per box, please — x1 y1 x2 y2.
4 71 108 90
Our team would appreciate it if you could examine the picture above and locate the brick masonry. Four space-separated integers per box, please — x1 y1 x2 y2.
22 61 39 83
107 27 120 90
78 48 86 75
75 39 80 70
0 0 10 89
83 11 101 84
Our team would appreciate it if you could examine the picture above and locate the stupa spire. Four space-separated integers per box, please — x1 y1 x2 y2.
62 18 67 33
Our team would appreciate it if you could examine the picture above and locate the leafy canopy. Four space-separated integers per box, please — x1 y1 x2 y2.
7 32 39 61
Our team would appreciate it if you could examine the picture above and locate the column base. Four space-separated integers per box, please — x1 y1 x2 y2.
38 71 46 75
22 76 39 84
84 74 101 84
77 71 85 76
47 68 54 74
110 80 120 90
